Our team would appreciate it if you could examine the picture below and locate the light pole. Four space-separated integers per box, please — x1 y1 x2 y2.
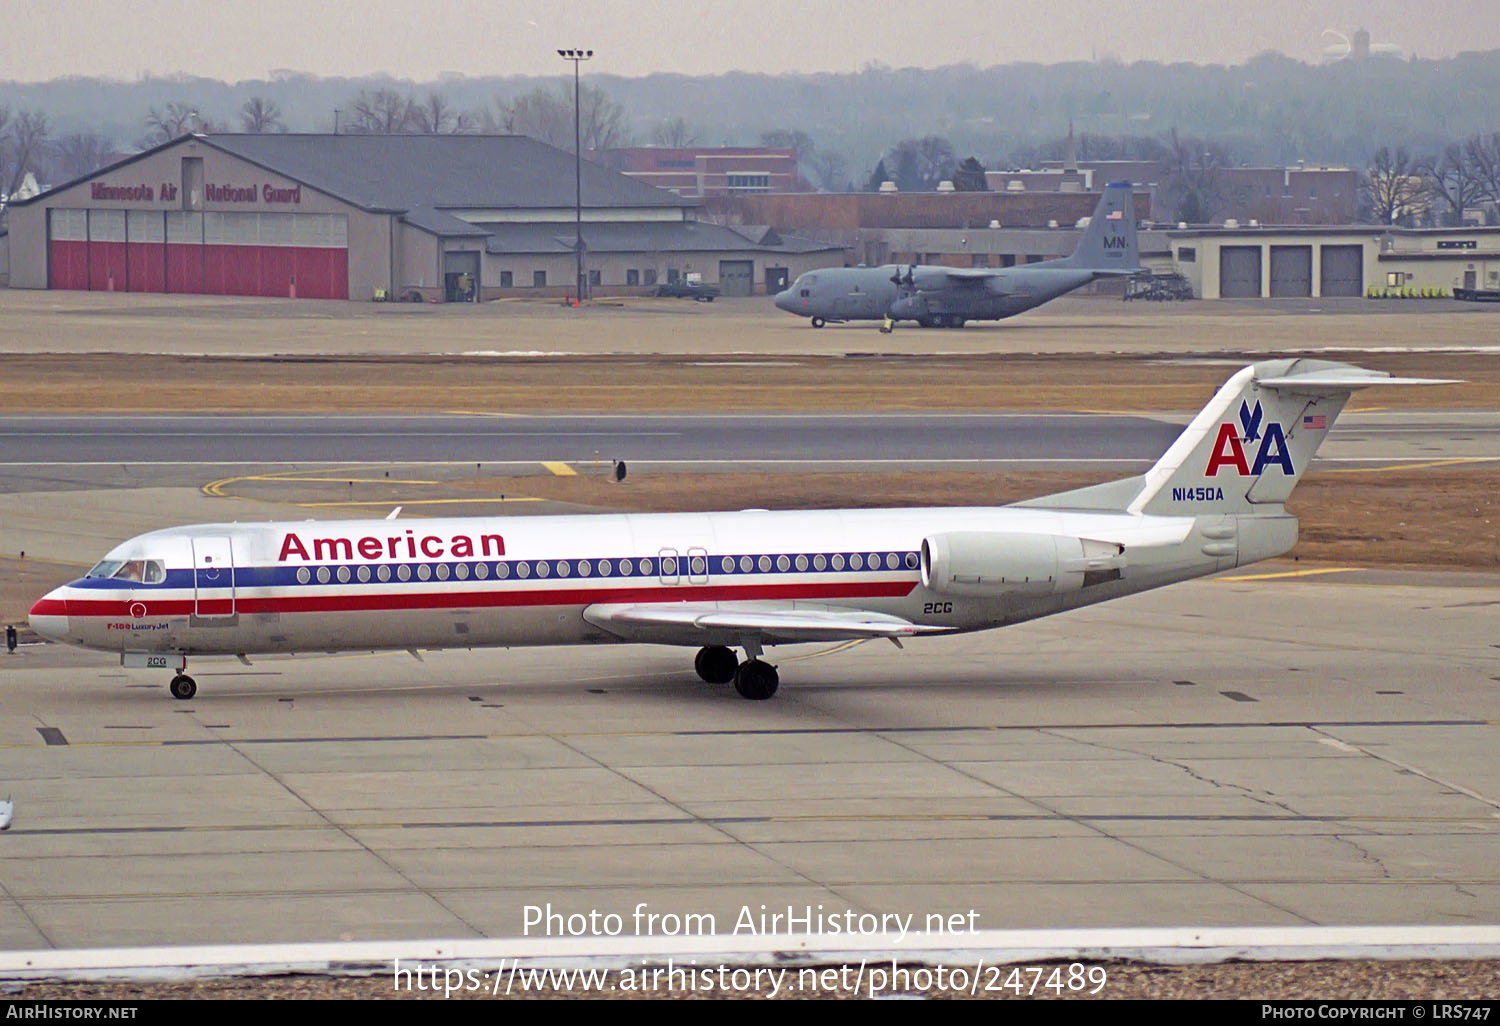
557 48 593 302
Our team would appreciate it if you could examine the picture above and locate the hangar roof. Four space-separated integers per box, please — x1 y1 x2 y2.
11 133 688 216
205 134 686 213
400 206 493 237
476 220 843 256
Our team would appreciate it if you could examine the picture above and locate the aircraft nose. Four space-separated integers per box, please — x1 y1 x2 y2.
27 590 69 643
772 289 795 312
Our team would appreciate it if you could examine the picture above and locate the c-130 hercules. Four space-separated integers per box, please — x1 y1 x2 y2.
774 182 1140 329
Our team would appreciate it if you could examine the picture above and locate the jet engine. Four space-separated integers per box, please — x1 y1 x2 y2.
920 531 1124 597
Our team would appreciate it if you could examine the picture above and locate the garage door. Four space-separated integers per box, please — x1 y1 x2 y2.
1269 246 1312 297
205 212 348 299
1218 246 1262 298
719 260 754 297
49 208 348 299
47 209 89 290
1320 245 1363 297
443 250 480 302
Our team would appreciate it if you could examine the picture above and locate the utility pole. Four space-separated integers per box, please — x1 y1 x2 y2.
557 48 593 302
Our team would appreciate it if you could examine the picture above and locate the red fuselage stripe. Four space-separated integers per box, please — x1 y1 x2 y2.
54 580 918 618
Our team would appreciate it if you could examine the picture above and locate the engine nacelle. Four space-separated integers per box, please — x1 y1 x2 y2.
920 531 1124 597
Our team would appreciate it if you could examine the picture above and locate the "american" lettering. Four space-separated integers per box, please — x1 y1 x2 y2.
278 530 505 562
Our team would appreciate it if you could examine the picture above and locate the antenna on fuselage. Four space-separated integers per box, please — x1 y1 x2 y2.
386 507 403 520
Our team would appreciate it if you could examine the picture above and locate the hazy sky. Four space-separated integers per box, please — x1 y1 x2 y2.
2 1 1497 82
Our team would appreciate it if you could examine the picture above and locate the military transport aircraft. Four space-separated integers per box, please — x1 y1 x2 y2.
30 360 1447 701
773 182 1140 328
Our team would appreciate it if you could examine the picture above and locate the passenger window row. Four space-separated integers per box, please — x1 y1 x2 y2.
286 552 921 586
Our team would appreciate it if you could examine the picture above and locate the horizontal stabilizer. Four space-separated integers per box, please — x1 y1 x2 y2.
1257 371 1462 392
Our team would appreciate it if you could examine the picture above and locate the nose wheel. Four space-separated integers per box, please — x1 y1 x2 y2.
168 674 197 700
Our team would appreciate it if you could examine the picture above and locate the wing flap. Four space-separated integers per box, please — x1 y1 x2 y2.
584 602 943 644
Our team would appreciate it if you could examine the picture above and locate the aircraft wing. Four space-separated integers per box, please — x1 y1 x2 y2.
583 602 946 645
934 268 1001 281
939 266 1134 281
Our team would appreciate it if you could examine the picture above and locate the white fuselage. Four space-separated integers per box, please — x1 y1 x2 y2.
28 505 1261 659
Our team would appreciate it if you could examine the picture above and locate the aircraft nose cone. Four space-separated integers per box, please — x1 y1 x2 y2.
27 591 69 643
772 289 793 311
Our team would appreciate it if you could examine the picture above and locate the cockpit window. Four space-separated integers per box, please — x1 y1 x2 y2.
112 560 146 582
85 559 165 584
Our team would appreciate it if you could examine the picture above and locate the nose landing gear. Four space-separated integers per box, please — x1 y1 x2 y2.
168 673 197 700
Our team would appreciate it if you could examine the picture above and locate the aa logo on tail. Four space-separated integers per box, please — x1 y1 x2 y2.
1206 400 1293 476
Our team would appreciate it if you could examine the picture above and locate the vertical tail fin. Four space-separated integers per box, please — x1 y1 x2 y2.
1130 359 1456 516
1057 182 1139 273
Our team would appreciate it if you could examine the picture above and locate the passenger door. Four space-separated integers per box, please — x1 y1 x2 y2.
191 535 236 619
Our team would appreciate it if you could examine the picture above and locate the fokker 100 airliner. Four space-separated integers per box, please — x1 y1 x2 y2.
29 360 1448 701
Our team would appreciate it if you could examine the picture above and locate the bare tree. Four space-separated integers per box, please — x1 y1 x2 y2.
1362 146 1428 225
495 83 630 153
4 109 50 196
648 117 698 148
807 149 850 191
577 83 632 153
50 131 114 181
490 89 568 147
239 96 285 133
1162 128 1237 223
1461 132 1500 213
348 89 416 134
759 129 814 157
142 101 216 144
412 92 476 134
1418 143 1483 225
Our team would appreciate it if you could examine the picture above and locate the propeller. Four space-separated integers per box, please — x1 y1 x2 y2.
889 263 916 289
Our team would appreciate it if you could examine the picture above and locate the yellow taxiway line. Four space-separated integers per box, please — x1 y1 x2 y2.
1215 567 1361 583
294 497 544 509
1323 457 1498 475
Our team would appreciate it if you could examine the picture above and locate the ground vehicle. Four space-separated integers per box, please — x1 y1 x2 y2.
654 280 719 301
1124 271 1194 301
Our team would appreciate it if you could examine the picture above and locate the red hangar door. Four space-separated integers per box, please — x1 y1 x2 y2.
48 209 349 300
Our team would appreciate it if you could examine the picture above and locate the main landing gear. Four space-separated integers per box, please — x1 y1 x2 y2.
168 673 197 700
693 644 779 700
